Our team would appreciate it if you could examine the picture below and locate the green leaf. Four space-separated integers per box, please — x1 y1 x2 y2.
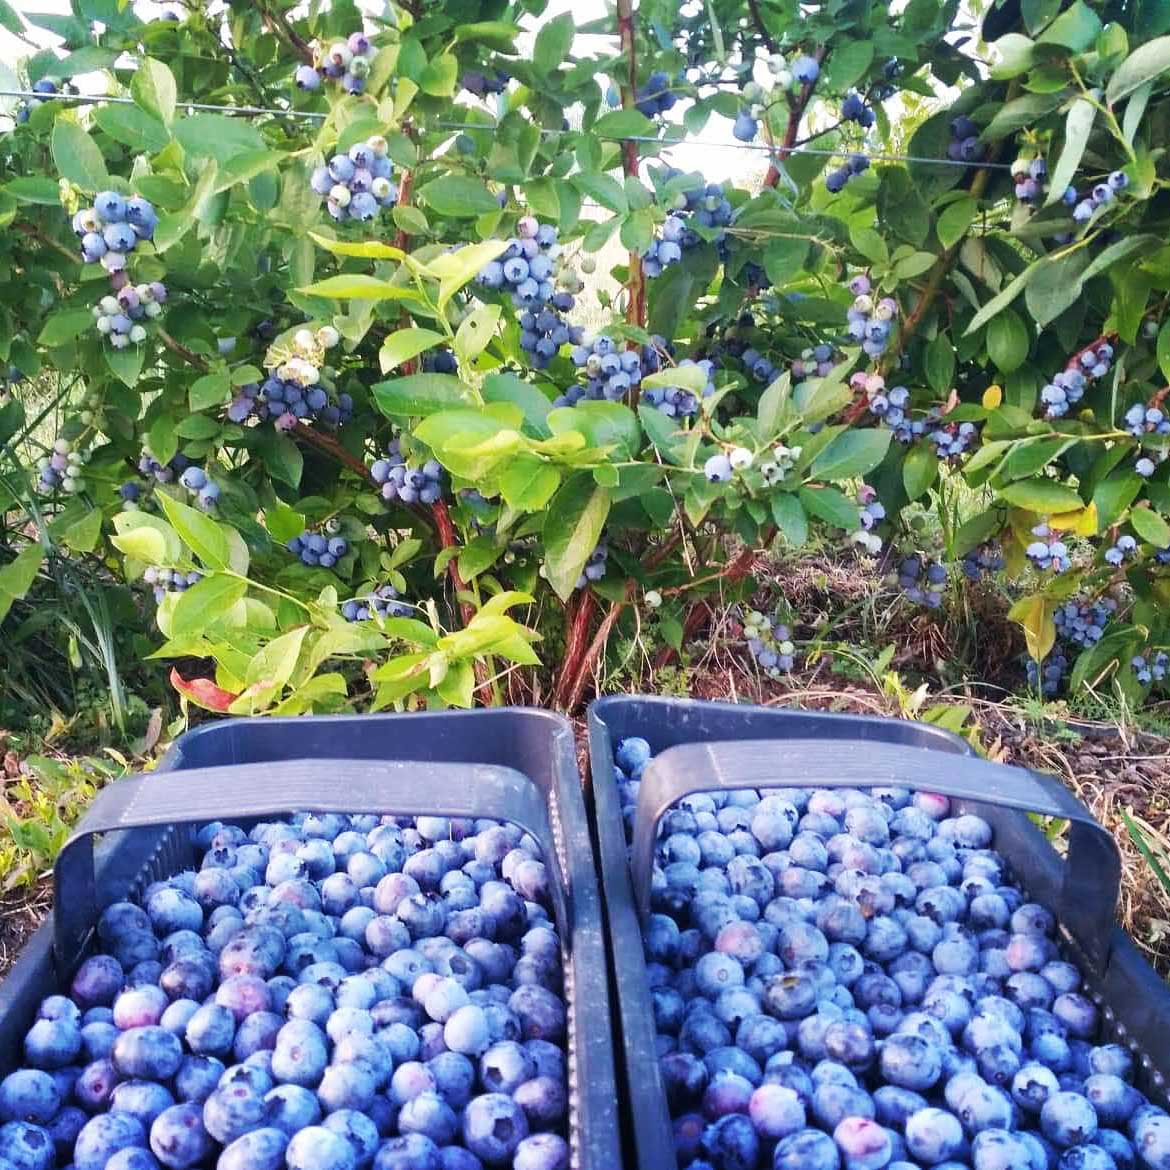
95 104 169 153
894 251 939 281
483 373 551 437
533 12 573 74
373 374 471 417
1080 233 1161 285
1000 478 1083 513
757 372 792 439
593 108 657 140
37 308 94 347
925 334 955 394
982 91 1063 138
452 21 520 48
1094 470 1142 530
572 173 628 213
416 175 499 217
105 344 145 388
174 115 265 164
170 574 247 638
214 150 283 194
989 33 1036 80
298 275 421 302
965 267 1034 335
265 503 305 544
811 429 893 481
1129 507 1170 547
156 493 230 569
937 197 976 250
0 0 25 37
1045 98 1095 207
454 304 501 363
1037 1 1101 51
1024 250 1091 328
379 328 444 374
642 365 709 395
111 511 182 565
51 120 108 191
771 494 808 547
262 434 302 489
4 177 61 204
429 240 509 310
244 627 308 691
132 58 177 126
1157 322 1170 383
822 40 874 90
542 473 611 602
0 546 43 625
987 310 1031 374
189 372 231 412
903 445 939 500
549 401 640 458
457 536 502 580
849 227 889 266
1107 35 1170 103
500 455 561 511
1010 593 1056 662
799 486 860 531
1022 0 1062 33
418 53 458 96
877 167 930 248
62 507 102 554
308 233 404 261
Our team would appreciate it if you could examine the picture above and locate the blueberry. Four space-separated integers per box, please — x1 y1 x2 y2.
1041 1091 1099 1148
373 1134 441 1170
0 1121 54 1170
0 1071 59 1125
286 1125 358 1170
217 1127 289 1170
462 1093 529 1163
74 1113 148 1170
773 1128 842 1170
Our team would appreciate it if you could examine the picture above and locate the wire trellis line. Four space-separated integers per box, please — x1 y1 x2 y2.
0 89 1014 171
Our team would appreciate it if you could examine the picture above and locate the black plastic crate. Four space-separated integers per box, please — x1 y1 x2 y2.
587 695 1170 1169
0 709 622 1169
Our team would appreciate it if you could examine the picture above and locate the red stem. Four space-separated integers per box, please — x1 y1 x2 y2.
562 581 635 713
553 590 598 710
763 47 826 189
616 0 646 330
433 499 475 628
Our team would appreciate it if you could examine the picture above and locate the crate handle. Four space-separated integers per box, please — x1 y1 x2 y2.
55 758 569 972
630 739 1120 974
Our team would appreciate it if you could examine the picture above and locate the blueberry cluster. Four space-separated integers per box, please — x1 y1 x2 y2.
1103 534 1137 567
36 438 86 494
560 336 650 407
852 486 885 556
1027 651 1068 697
1123 403 1170 439
1011 157 1049 204
232 326 351 431
1132 651 1169 685
576 539 608 590
309 138 398 223
341 585 411 622
705 448 754 484
928 420 980 461
371 439 445 506
288 531 350 570
1025 525 1071 573
1040 344 1113 420
961 543 1005 582
461 70 510 98
845 277 898 359
863 379 930 444
142 565 203 604
641 214 686 277
72 193 157 271
741 610 796 677
612 737 1170 1170
178 465 222 512
1053 599 1116 648
947 116 984 163
476 219 579 368
1071 172 1128 224
295 33 375 94
791 347 836 381
92 283 167 350
138 450 190 485
841 90 876 130
897 556 947 608
643 357 717 418
0 809 572 1170
825 154 870 196
635 70 679 117
423 350 458 375
759 445 801 488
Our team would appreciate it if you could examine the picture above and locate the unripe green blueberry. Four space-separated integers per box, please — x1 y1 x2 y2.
645 589 663 608
580 257 596 274
129 324 147 344
318 325 340 348
330 183 352 207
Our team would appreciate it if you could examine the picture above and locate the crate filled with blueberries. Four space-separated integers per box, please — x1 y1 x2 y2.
587 696 1170 1170
0 714 621 1170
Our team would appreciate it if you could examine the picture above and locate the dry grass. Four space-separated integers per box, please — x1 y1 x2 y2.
0 882 51 978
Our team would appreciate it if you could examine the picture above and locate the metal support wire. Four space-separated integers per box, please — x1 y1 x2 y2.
0 88 1014 171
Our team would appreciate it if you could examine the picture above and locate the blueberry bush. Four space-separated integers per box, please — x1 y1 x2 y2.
4 0 1170 717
